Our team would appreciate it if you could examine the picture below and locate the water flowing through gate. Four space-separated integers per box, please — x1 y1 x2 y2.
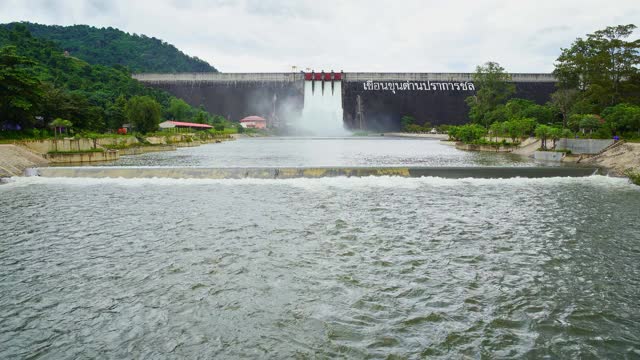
299 72 349 136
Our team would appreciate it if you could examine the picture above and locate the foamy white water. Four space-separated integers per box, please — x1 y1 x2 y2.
1 174 632 190
297 80 349 136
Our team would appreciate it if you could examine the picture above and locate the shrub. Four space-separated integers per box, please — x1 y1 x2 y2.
448 124 487 143
625 169 640 186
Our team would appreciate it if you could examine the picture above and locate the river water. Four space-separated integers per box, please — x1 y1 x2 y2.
1 138 639 358
97 137 537 168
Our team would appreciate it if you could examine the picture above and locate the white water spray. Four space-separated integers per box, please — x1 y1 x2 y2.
296 79 350 136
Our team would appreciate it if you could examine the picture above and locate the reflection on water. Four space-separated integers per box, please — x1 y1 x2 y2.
98 137 539 168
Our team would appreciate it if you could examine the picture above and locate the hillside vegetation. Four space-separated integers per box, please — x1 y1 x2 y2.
1 22 217 73
0 24 234 135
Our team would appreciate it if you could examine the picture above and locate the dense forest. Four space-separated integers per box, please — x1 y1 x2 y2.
0 22 217 73
0 24 231 135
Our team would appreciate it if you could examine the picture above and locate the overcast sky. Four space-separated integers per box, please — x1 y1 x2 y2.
0 0 638 73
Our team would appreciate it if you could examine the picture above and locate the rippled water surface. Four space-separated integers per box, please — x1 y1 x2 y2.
2 138 640 359
99 137 537 167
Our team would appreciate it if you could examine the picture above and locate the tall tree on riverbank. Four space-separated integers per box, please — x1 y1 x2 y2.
553 24 640 110
167 98 192 121
550 88 579 128
0 45 42 129
465 62 516 128
125 96 162 133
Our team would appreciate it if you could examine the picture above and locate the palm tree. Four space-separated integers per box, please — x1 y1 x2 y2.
50 118 73 140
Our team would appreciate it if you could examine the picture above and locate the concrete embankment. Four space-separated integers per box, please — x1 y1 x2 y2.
2 134 234 170
0 145 48 177
34 166 598 179
43 151 120 164
384 133 449 140
583 142 640 176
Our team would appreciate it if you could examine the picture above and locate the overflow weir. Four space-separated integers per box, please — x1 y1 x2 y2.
133 72 556 131
33 167 597 179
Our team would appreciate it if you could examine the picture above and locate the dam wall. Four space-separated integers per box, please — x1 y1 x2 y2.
135 73 304 126
133 72 557 130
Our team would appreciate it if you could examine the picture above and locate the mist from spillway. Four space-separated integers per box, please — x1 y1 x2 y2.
294 80 350 136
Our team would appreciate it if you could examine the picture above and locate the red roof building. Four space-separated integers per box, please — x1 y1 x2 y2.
239 116 267 129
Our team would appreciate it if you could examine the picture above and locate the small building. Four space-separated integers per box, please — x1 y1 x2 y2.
159 121 213 131
239 116 267 129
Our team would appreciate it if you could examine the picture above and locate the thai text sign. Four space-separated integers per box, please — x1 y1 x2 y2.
363 80 475 93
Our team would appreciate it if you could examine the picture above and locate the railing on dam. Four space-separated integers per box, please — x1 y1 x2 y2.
133 72 556 83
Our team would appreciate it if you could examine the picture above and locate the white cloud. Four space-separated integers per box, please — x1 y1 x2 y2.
0 0 638 72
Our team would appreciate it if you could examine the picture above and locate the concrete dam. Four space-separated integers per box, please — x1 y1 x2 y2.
133 72 557 131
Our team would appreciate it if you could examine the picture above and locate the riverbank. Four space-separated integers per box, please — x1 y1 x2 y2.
384 132 449 140
393 132 640 182
0 133 234 177
582 142 640 176
0 144 49 177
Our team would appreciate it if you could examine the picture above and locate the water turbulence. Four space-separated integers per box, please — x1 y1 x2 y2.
298 72 349 136
34 166 598 179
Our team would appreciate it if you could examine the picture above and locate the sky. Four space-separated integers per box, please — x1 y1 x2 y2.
0 0 638 73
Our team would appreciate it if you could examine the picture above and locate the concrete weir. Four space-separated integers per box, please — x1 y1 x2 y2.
33 167 598 179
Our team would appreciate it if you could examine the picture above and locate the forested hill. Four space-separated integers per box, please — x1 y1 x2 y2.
0 22 217 73
0 24 229 133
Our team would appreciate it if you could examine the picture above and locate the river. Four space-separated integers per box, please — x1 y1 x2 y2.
1 137 639 358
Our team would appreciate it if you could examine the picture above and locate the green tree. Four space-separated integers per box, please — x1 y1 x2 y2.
167 98 192 121
448 124 487 143
465 61 516 127
0 45 42 129
602 103 640 135
50 118 72 139
535 124 553 150
504 118 536 143
553 24 640 109
193 110 208 124
489 121 502 141
578 114 602 134
400 115 416 131
550 89 579 128
105 95 127 130
124 95 162 133
549 127 563 149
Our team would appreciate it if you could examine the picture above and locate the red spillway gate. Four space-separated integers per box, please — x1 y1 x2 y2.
303 71 343 81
